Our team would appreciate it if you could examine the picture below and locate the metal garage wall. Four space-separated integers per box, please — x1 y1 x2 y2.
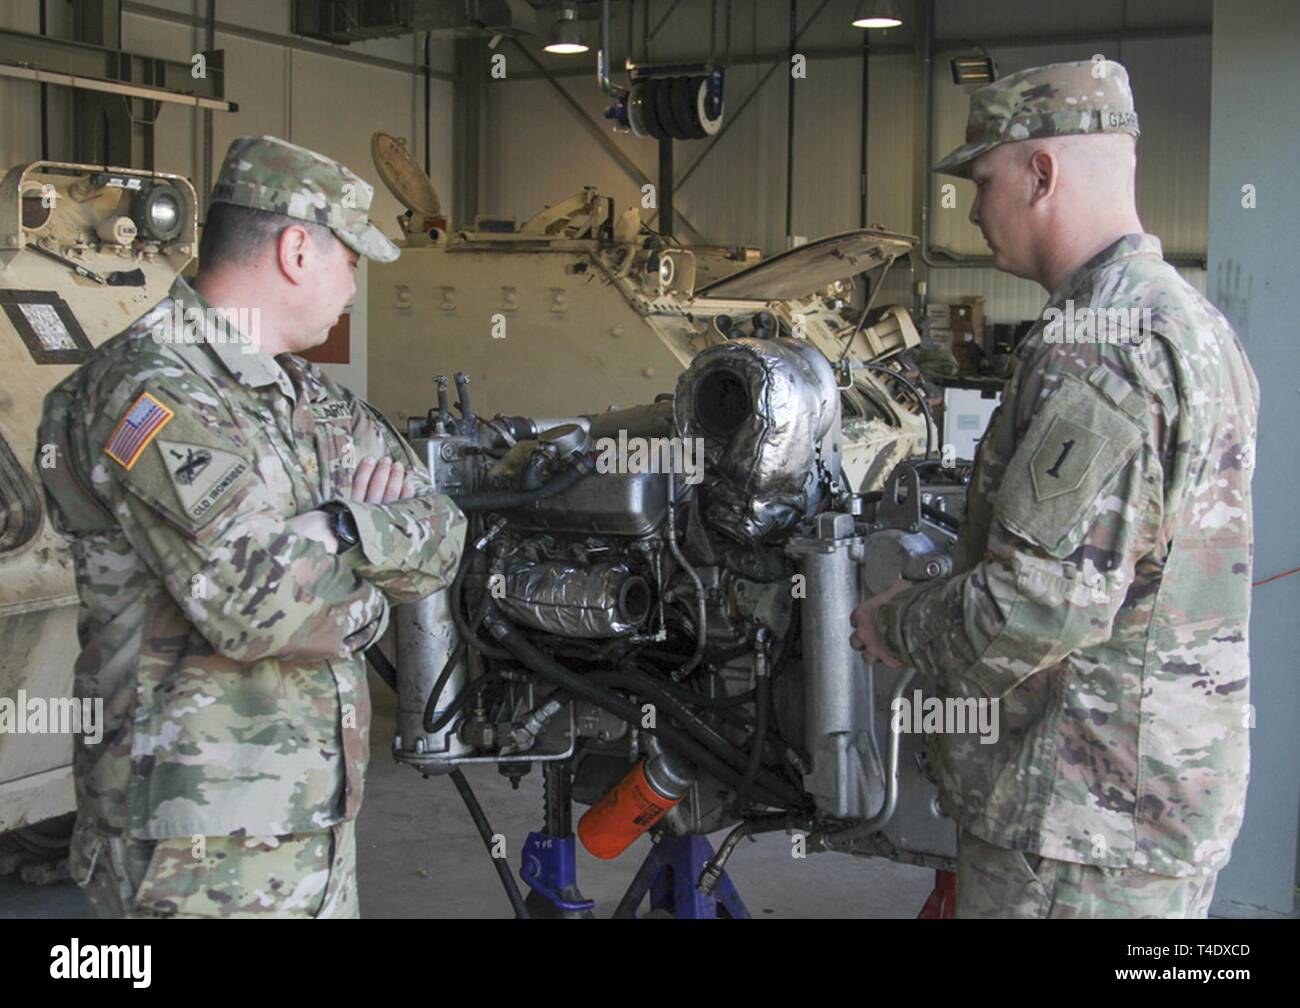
479 1 915 253
480 73 655 236
482 0 1211 325
121 0 454 397
2 0 455 398
0 3 67 168
929 36 1211 260
1206 0 1300 919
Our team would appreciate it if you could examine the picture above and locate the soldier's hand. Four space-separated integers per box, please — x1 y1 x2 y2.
849 580 908 669
285 510 339 555
352 456 415 504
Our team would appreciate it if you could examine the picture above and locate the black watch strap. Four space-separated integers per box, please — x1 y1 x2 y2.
320 501 359 553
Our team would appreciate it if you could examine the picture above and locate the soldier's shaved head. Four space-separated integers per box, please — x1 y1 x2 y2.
936 59 1146 291
1023 132 1137 195
199 203 334 270
968 132 1144 292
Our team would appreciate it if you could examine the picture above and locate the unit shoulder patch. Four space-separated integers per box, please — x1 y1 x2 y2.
1027 414 1109 502
995 373 1144 558
154 438 253 527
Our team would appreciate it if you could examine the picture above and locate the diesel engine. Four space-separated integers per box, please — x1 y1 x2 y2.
385 332 969 916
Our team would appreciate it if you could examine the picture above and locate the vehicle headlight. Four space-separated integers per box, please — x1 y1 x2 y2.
131 182 186 242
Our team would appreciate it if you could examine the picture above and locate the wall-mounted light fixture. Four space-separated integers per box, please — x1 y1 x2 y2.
950 54 998 85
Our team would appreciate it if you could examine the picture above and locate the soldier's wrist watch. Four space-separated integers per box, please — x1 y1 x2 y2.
319 501 360 554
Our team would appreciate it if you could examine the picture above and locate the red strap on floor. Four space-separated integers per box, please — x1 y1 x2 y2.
918 869 957 918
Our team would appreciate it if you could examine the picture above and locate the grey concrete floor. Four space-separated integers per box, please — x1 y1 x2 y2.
0 672 934 919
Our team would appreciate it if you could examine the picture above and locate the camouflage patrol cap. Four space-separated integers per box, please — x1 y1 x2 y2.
933 59 1140 179
212 135 399 262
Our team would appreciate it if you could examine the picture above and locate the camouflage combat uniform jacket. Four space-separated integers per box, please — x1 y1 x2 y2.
37 277 466 840
877 235 1259 876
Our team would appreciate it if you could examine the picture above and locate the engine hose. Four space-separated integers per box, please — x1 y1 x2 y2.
573 664 804 809
448 769 530 919
542 669 788 808
428 669 508 736
585 670 759 777
487 618 806 809
697 812 814 895
728 658 770 818
449 524 510 660
665 470 707 681
668 684 757 710
921 502 961 532
420 640 465 732
450 458 590 512
581 660 755 727
579 665 774 784
860 362 936 459
422 591 495 733
591 657 753 712
517 452 547 492
364 645 398 693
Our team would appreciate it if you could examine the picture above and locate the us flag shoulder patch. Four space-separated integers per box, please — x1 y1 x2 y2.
104 392 174 469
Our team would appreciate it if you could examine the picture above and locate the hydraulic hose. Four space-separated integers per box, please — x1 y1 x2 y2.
423 585 495 733
364 645 398 693
427 669 506 736
582 668 794 804
665 470 707 680
451 458 591 512
449 521 510 660
487 616 806 809
449 768 530 919
697 812 814 895
728 627 771 817
860 362 936 459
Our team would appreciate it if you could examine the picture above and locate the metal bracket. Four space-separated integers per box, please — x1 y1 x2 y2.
877 461 923 531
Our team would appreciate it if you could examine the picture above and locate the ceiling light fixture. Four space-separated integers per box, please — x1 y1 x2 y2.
852 1 902 29
545 4 589 55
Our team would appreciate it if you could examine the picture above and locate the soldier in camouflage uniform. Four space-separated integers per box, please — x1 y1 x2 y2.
36 136 466 917
851 62 1258 918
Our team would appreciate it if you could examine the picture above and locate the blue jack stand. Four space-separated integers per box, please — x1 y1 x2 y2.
519 831 595 917
518 763 595 918
614 834 750 919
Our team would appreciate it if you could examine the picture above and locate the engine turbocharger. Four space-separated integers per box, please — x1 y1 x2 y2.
675 336 841 542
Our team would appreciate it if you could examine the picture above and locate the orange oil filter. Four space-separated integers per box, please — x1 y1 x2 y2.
578 755 687 859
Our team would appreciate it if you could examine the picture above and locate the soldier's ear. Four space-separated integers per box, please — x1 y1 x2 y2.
1026 148 1060 207
276 224 313 284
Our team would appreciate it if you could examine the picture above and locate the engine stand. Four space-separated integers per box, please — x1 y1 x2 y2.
917 868 958 919
615 835 750 919
519 762 595 918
